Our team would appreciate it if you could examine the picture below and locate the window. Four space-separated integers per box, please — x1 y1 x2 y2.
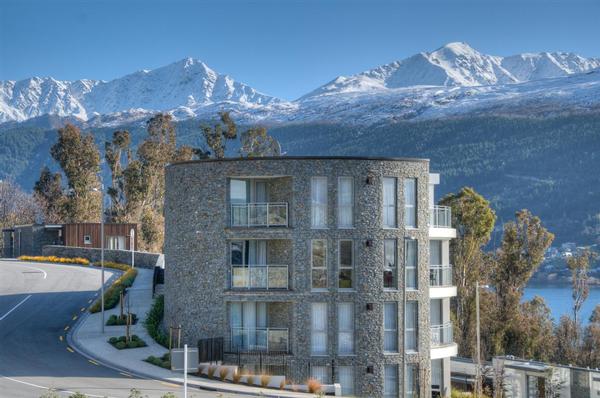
431 359 443 394
311 240 327 289
311 366 329 384
405 239 417 290
404 178 417 228
430 240 442 265
83 235 92 245
384 239 397 289
383 177 397 228
338 302 354 355
230 240 268 288
338 366 354 396
406 364 419 398
230 179 248 203
383 365 398 398
338 240 353 289
107 235 126 250
338 177 354 228
383 302 398 352
311 303 328 355
405 301 418 352
527 375 540 398
311 177 328 228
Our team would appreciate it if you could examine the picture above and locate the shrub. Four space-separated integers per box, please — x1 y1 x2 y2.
232 370 242 384
19 255 89 265
219 367 229 381
260 374 271 387
143 353 170 369
207 365 217 379
246 373 255 385
106 313 138 326
89 267 137 313
307 378 322 394
68 393 88 398
96 261 131 271
108 335 147 350
144 295 169 348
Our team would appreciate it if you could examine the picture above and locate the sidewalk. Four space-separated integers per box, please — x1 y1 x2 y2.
70 268 316 398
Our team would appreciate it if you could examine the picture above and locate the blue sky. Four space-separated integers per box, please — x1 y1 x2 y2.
1 0 599 100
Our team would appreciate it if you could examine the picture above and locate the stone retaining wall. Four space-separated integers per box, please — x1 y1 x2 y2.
42 245 164 269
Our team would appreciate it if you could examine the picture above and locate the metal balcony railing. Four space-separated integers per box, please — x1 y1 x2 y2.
429 265 453 287
430 205 452 228
231 202 288 227
230 327 289 353
231 264 289 289
431 322 454 347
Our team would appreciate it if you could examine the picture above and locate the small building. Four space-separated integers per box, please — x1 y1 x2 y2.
2 223 137 258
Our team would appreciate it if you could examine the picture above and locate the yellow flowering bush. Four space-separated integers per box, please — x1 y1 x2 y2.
18 255 90 265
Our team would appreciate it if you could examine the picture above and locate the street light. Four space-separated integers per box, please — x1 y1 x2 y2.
92 183 105 334
475 282 490 398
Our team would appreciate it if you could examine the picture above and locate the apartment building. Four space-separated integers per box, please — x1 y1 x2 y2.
164 156 457 397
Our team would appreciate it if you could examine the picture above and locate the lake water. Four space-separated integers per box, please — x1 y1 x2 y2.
523 285 600 324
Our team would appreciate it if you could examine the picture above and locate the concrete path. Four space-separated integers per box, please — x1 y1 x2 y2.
72 268 315 398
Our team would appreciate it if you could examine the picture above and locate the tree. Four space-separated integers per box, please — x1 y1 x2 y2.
553 315 581 365
200 111 237 158
439 187 496 358
566 249 594 325
582 305 600 368
239 126 281 157
49 124 102 222
105 130 131 222
33 167 64 223
505 296 555 362
0 179 39 232
490 210 554 356
544 368 566 398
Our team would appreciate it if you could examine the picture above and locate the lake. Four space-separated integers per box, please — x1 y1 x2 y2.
523 285 600 324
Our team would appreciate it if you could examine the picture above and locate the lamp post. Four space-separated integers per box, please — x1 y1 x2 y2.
475 282 490 398
93 183 105 334
130 228 135 268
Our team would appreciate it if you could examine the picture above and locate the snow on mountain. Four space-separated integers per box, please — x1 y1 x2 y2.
1 43 600 126
301 42 600 99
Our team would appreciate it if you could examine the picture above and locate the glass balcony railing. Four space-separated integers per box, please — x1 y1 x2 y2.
231 202 288 227
430 205 452 228
431 322 454 347
429 265 453 287
231 264 289 289
230 327 289 353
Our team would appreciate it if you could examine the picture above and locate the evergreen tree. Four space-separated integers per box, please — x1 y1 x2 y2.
33 167 64 223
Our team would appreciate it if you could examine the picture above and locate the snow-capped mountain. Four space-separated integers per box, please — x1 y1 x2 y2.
1 43 600 126
301 42 600 98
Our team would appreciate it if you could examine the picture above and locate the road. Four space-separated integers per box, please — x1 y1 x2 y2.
0 259 243 398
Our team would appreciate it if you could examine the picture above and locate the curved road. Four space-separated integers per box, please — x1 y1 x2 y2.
0 260 243 398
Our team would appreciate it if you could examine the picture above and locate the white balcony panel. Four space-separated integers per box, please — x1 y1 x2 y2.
431 343 458 360
429 227 457 239
430 286 458 298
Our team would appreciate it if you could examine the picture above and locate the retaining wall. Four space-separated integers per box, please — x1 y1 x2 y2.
42 245 164 269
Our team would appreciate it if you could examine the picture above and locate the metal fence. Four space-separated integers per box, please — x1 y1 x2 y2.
198 337 224 363
431 322 454 347
430 205 452 228
429 265 453 287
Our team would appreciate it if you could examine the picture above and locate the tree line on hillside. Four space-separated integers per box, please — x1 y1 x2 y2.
32 112 280 252
443 187 600 395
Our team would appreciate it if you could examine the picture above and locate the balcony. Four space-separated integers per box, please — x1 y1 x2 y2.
231 264 289 290
229 327 289 353
430 265 453 287
230 203 288 227
431 322 454 347
430 205 452 228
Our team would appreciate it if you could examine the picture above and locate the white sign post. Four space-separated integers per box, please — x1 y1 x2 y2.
130 228 135 269
183 344 188 398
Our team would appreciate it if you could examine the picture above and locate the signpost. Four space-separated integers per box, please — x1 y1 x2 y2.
171 345 198 397
130 228 135 269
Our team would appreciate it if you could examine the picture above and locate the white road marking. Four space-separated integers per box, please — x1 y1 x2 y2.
20 265 47 279
0 294 32 321
0 374 119 398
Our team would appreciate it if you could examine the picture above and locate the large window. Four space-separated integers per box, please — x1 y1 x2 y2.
311 303 328 355
338 177 354 228
405 239 417 290
338 302 354 355
406 364 419 398
431 359 443 394
338 240 354 289
338 366 354 396
430 240 442 265
405 301 418 352
311 177 328 228
311 240 327 289
383 177 397 228
384 302 398 352
404 178 417 228
383 365 399 398
384 239 397 289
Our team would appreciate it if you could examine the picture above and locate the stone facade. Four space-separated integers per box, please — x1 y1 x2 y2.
164 156 439 397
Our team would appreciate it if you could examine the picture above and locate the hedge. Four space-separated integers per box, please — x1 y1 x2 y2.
145 295 169 348
89 267 138 313
18 255 90 265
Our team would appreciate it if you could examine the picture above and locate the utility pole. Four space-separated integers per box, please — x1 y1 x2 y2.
476 281 481 398
100 182 105 334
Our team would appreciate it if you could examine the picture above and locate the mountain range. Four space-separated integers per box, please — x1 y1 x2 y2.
2 42 600 125
1 42 600 247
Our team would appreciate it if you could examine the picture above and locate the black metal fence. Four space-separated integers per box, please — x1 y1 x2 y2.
198 337 224 363
152 266 164 296
232 349 290 378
